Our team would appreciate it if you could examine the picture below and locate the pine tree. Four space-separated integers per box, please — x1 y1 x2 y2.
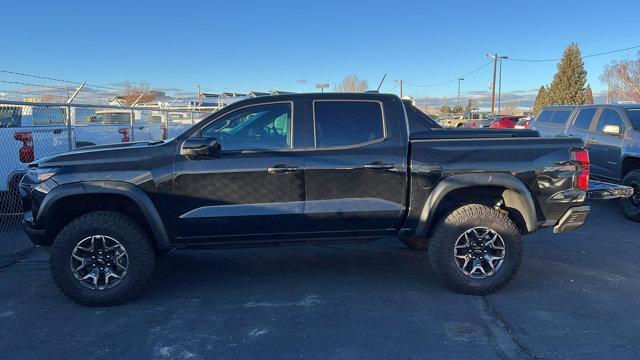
583 84 594 104
547 43 588 105
533 85 548 115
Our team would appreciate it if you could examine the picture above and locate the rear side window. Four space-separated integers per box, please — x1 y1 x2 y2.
626 109 640 130
596 109 625 133
0 107 22 127
536 109 553 122
32 107 66 126
549 110 571 124
314 101 384 147
573 108 597 130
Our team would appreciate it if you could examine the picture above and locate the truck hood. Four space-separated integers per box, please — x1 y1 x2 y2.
32 140 171 168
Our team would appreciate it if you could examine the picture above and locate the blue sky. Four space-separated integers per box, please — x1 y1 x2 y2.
2 0 639 106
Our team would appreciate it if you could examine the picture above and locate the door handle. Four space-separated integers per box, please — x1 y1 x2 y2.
267 164 299 174
363 162 395 170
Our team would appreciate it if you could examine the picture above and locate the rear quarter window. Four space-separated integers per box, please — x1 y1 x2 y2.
549 110 571 124
0 107 22 127
535 109 553 122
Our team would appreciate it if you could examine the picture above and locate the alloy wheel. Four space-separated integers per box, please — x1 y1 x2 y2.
69 235 129 290
453 227 506 279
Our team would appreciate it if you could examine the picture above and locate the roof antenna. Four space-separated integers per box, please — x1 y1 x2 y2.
376 73 387 92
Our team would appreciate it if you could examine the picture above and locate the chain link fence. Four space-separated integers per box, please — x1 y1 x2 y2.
0 100 215 264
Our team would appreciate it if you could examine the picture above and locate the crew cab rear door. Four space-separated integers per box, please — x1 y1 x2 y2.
302 97 408 237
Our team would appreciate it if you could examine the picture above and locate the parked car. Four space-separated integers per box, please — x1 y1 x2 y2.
532 104 640 221
20 93 631 306
489 115 526 129
440 115 467 128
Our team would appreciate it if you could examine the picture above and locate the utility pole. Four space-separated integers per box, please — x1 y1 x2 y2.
497 55 508 114
486 53 498 114
457 77 464 107
396 79 403 99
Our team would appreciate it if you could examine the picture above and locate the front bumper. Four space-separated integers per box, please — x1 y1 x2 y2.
553 206 590 233
587 180 634 200
22 210 49 246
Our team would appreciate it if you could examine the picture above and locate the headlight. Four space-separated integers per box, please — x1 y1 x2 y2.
25 167 60 183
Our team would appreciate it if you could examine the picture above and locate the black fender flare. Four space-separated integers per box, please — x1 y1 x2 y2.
415 173 537 237
37 181 170 250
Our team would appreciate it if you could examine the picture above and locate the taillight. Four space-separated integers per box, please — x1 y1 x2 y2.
471 121 477 128
14 131 34 163
572 149 590 191
119 128 130 143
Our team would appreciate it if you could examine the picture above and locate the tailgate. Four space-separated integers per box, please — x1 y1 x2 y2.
587 180 634 200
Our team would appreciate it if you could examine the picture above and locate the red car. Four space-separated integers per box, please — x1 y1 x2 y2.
489 115 526 128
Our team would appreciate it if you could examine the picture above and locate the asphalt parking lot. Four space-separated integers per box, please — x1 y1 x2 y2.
0 200 639 360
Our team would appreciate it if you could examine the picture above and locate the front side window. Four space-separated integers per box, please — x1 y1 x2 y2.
573 108 597 130
200 102 292 151
626 109 640 130
596 109 625 133
314 101 384 147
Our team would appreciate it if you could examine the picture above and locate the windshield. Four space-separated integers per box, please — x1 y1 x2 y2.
626 109 640 130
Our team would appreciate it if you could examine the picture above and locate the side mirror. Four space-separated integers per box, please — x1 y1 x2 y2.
602 124 621 136
180 137 221 157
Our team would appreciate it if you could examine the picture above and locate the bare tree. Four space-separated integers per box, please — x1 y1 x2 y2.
502 100 518 115
334 74 369 93
121 82 160 105
600 52 640 102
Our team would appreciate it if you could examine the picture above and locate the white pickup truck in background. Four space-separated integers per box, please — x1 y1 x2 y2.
0 103 199 210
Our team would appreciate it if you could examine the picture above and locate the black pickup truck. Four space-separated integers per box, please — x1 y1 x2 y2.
19 93 629 306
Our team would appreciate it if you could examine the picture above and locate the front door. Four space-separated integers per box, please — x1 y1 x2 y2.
302 98 408 238
172 101 307 243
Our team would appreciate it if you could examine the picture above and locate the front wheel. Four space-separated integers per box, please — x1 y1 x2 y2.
620 170 640 222
50 211 155 306
428 204 522 295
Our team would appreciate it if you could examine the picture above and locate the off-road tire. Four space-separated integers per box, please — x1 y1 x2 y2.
620 170 640 222
399 235 427 251
428 204 522 295
50 211 155 306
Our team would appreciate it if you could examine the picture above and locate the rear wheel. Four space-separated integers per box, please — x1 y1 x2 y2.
50 211 155 306
428 204 522 295
620 170 640 222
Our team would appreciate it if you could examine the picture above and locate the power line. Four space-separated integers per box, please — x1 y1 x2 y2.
0 69 123 91
0 79 74 91
404 61 493 87
506 45 640 62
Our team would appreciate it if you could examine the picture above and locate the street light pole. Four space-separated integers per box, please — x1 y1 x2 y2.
457 77 464 107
